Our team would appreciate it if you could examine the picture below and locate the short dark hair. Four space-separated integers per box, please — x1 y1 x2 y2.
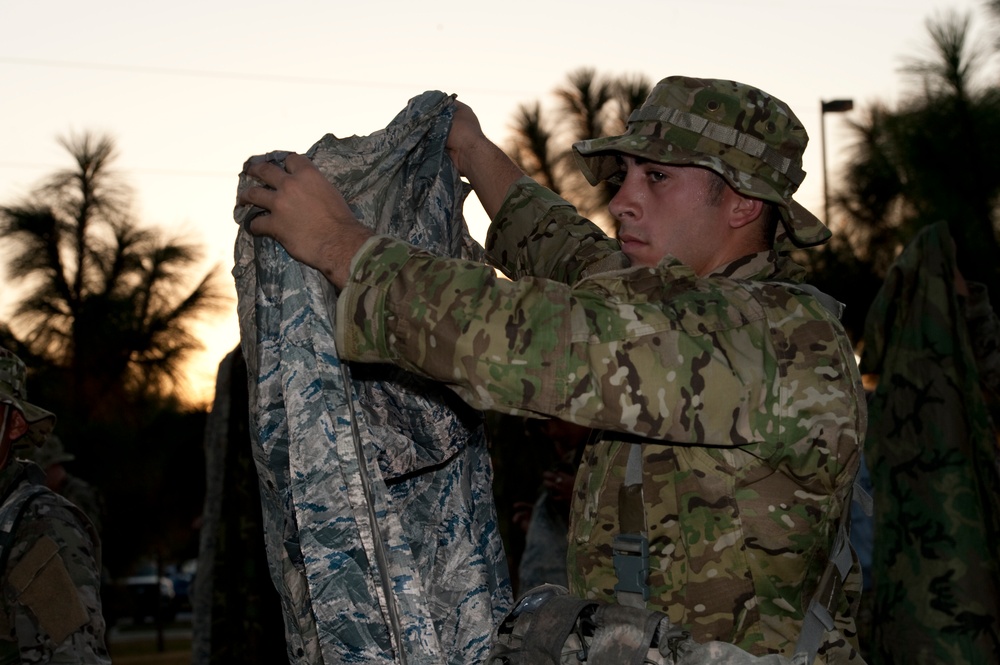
705 170 779 249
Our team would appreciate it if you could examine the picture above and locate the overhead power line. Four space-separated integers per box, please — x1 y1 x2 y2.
0 55 532 97
0 161 234 179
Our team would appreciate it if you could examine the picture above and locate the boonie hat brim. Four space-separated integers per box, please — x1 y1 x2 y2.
0 395 55 446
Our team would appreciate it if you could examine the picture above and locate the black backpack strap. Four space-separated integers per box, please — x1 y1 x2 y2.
614 442 650 608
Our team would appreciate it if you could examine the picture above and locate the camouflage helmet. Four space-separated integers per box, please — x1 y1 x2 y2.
0 348 56 446
573 75 831 248
27 434 75 469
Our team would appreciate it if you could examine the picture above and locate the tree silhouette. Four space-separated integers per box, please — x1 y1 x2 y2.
0 132 227 423
805 9 1000 343
505 68 652 230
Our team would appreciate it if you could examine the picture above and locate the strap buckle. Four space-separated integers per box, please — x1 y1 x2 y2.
612 533 650 600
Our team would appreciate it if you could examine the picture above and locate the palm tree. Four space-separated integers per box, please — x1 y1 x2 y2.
0 132 226 422
504 69 652 230
508 101 558 191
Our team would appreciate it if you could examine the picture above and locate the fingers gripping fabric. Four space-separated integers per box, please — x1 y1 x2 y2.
233 91 512 665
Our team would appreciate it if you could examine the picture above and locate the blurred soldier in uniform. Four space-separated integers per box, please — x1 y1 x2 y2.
514 418 588 593
0 348 110 663
26 435 106 538
861 222 1000 664
192 346 289 665
240 76 865 662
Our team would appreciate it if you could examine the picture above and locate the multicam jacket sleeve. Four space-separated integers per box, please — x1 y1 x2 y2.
337 177 866 661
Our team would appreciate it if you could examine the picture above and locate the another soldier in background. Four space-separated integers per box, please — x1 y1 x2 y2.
860 222 1000 664
26 434 106 538
0 348 110 663
241 76 865 662
192 346 289 665
514 418 588 593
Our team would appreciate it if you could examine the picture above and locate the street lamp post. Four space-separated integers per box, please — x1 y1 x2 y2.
820 98 854 224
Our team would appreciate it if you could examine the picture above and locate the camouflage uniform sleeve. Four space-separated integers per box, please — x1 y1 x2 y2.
336 175 633 422
336 198 782 446
964 281 1000 396
485 176 628 281
0 495 109 664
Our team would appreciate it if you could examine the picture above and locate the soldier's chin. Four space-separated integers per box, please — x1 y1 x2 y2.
621 241 655 268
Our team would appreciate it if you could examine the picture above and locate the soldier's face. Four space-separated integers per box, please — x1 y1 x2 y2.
609 157 727 273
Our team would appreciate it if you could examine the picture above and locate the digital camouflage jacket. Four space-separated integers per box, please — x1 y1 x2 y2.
0 459 109 664
234 91 511 665
337 178 866 662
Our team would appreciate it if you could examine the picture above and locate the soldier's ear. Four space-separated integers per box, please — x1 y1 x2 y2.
6 409 29 442
727 192 763 230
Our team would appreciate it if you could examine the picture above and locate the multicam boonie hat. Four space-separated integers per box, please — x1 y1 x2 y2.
573 75 831 248
0 348 55 446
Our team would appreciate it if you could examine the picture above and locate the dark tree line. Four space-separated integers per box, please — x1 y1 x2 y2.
505 67 653 231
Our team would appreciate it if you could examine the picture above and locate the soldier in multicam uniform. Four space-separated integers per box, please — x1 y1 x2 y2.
0 348 110 664
240 76 866 662
25 435 106 539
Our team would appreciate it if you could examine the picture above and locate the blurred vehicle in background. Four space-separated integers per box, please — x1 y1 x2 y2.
165 558 197 613
122 560 176 624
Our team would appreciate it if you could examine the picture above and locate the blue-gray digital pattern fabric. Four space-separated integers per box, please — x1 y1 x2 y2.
232 91 512 665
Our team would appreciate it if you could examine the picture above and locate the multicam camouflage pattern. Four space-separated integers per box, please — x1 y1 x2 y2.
966 282 1000 395
860 222 1000 664
573 75 830 249
54 475 105 542
337 177 866 663
233 91 511 664
0 459 109 664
